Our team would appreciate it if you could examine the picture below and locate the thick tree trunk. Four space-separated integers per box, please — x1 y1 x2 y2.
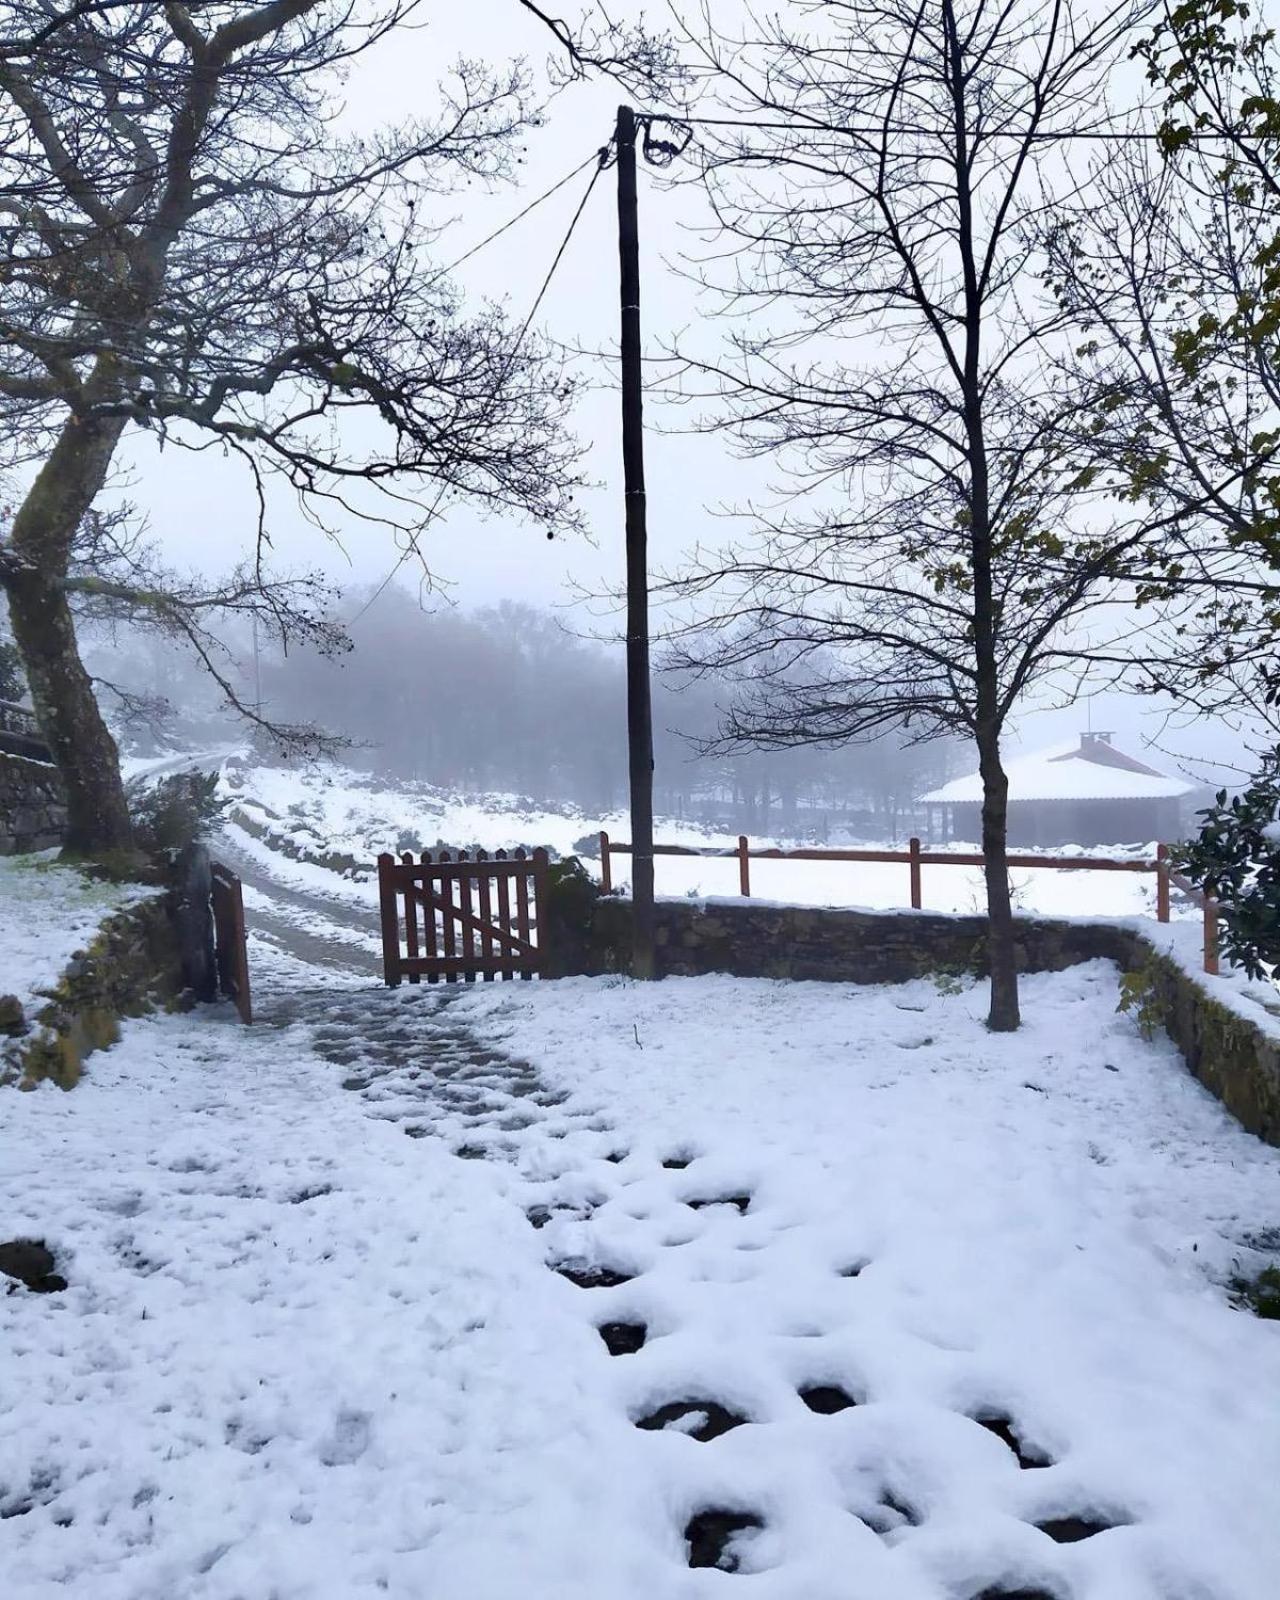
4 410 133 856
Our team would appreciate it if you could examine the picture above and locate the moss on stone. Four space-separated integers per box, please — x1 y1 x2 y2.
1231 1265 1280 1319
21 1030 83 1090
17 895 182 1089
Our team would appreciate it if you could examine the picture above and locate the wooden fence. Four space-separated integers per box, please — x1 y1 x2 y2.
598 832 1221 976
378 847 549 986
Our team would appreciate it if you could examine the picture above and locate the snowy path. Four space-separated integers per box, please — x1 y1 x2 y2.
213 822 384 978
3 834 1280 1599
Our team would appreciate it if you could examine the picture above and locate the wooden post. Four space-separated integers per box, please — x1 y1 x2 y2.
533 846 550 980
616 104 656 981
738 834 751 897
599 830 612 894
1156 842 1170 924
909 836 922 910
377 853 401 987
1204 896 1220 975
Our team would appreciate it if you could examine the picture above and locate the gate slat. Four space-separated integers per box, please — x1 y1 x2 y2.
476 849 496 981
400 850 421 985
494 850 515 981
458 851 476 984
438 850 457 982
428 857 441 979
514 847 532 980
418 851 439 983
378 853 401 988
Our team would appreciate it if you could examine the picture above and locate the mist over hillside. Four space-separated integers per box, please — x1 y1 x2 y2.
87 585 963 841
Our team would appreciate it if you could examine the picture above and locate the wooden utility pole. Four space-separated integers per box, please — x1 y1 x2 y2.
615 104 656 979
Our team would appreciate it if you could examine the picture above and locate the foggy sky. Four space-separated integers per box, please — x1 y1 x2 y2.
102 0 1255 781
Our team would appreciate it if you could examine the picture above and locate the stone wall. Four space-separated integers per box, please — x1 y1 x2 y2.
0 752 66 855
4 894 186 1090
550 884 1280 1146
552 892 1146 985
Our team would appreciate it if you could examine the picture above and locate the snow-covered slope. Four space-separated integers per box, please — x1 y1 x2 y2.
220 760 1176 921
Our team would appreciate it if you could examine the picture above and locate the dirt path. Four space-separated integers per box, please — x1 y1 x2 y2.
214 824 384 978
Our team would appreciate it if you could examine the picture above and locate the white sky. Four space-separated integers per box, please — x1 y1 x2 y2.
109 0 1257 782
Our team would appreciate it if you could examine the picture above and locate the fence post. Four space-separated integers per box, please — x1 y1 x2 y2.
1156 842 1171 923
908 836 922 910
738 835 751 897
1204 897 1220 976
377 853 402 987
599 830 612 894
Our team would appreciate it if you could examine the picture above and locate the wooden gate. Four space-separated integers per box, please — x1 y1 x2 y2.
377 848 549 986
210 861 253 1023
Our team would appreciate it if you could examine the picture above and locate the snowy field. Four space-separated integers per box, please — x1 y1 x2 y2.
2 944 1279 1600
222 760 1177 922
0 854 155 1015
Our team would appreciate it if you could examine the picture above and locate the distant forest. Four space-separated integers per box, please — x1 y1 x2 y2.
89 588 962 840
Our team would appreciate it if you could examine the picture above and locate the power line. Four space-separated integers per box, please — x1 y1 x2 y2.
350 149 610 627
510 146 609 350
429 150 603 285
642 110 1239 147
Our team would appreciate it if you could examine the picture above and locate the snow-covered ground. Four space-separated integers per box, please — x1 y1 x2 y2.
7 758 1275 1596
221 759 1178 922
0 853 155 1016
3 927 1279 1598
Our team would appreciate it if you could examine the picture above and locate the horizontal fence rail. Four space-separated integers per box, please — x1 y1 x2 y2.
598 832 1220 976
378 847 549 986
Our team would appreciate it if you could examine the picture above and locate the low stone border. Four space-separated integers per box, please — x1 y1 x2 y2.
546 879 1280 1148
4 895 186 1090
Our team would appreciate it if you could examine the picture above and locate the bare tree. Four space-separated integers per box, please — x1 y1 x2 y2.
665 0 1154 1029
0 1 590 855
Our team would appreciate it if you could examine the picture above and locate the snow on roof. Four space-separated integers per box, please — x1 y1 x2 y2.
920 735 1195 805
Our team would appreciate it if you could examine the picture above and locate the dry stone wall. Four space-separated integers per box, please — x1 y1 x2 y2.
3 895 186 1090
0 752 66 855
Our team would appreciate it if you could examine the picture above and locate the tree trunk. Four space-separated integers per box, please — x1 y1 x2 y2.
938 0 1020 1030
4 410 134 856
975 716 1019 1031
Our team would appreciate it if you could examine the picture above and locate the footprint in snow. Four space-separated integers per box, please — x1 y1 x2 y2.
318 1408 372 1467
970 1412 1055 1469
636 1399 750 1441
798 1383 861 1414
684 1508 765 1571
